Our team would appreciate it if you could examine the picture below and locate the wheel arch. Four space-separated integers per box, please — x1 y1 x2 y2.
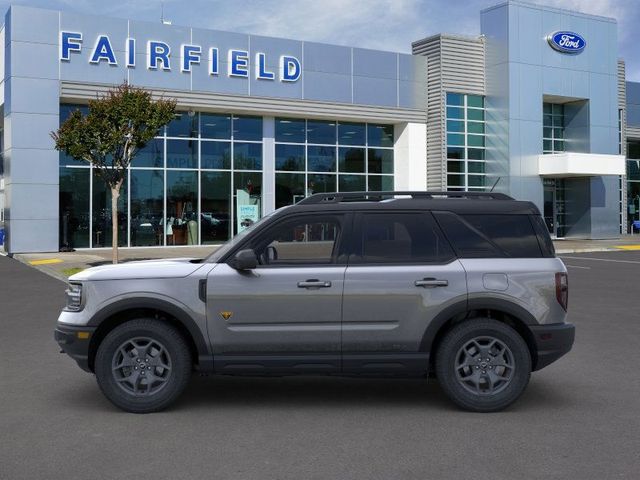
87 298 212 373
421 298 539 370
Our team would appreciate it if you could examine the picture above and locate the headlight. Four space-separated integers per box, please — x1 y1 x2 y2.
64 283 83 312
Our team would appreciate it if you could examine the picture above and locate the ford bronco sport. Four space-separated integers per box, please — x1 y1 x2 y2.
55 191 574 413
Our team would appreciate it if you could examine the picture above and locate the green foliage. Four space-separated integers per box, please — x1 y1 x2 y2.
51 82 176 188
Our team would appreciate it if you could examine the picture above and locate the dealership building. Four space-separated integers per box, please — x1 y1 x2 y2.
0 1 639 253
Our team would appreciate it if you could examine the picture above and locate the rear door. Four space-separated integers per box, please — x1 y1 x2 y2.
341 211 467 373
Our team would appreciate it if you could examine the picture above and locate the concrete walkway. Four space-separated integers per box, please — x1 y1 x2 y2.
7 235 640 281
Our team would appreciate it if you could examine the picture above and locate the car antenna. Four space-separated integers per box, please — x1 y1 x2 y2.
489 176 501 192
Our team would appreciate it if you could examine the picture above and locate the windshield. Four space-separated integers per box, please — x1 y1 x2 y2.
205 209 282 263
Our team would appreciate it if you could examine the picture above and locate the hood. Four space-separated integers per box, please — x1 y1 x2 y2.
69 258 206 281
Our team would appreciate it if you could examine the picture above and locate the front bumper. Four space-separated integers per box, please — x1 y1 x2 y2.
54 324 97 373
530 322 575 371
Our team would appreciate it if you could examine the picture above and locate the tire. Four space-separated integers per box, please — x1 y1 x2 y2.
95 319 192 413
435 318 531 412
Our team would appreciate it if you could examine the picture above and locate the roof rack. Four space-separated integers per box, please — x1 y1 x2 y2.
297 191 513 205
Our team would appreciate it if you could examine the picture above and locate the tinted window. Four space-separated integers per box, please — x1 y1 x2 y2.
462 215 542 258
433 212 502 258
353 213 454 264
251 216 342 266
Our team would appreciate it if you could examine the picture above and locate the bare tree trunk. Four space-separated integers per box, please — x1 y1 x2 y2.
111 182 122 264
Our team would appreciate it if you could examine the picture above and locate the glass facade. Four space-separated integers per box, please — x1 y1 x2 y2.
274 118 394 209
58 107 394 248
445 93 486 191
543 103 565 154
58 104 263 248
627 140 640 232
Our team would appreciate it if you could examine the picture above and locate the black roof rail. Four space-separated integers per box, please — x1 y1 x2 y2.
297 191 513 205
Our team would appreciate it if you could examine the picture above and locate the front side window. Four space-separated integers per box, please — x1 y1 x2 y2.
352 212 454 264
249 216 342 266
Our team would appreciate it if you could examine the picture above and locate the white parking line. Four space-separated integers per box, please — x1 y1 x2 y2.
560 256 640 265
565 265 591 269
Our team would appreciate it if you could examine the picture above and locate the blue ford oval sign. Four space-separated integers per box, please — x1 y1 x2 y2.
547 31 586 54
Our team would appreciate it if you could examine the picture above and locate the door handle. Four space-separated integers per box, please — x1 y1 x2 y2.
415 278 448 288
297 279 332 288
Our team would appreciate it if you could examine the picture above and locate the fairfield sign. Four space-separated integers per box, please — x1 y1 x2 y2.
59 31 302 82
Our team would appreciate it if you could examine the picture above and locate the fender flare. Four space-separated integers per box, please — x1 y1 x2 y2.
88 297 213 371
419 297 538 352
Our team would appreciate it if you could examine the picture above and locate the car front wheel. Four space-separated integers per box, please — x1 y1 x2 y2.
435 318 531 412
94 319 192 413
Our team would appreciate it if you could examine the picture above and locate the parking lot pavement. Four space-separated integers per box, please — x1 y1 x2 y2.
1 251 639 480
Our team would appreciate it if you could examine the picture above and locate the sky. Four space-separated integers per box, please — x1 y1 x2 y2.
1 0 639 80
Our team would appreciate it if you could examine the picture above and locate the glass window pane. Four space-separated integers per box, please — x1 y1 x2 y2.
367 124 394 147
133 138 163 168
275 173 306 209
92 170 127 247
554 140 565 152
447 133 465 146
543 103 552 114
447 174 464 187
462 214 542 258
60 103 88 123
59 167 90 248
447 161 465 173
201 171 231 243
554 128 564 139
543 127 553 138
467 95 484 108
446 106 464 119
307 120 336 144
627 160 640 181
468 148 485 160
447 147 464 159
446 92 464 106
552 104 563 115
166 139 197 168
275 117 306 143
234 172 262 234
338 147 365 173
468 175 486 187
166 171 198 245
339 174 366 192
201 141 231 169
467 134 485 147
233 115 262 141
130 169 164 246
468 161 485 173
552 115 563 127
307 174 336 194
368 148 394 174
338 122 366 146
233 142 262 170
467 121 484 134
355 213 455 264
307 145 336 172
543 139 553 151
167 111 198 138
59 151 86 167
368 175 394 191
275 144 304 171
628 141 640 159
543 114 553 127
201 113 231 139
447 120 464 133
467 109 484 121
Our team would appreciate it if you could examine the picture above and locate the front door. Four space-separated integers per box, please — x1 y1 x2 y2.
341 211 467 373
206 213 348 373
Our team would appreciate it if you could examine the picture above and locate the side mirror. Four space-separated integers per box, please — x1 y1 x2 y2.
230 249 258 270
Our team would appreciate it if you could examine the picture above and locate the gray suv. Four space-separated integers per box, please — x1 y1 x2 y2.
55 191 574 413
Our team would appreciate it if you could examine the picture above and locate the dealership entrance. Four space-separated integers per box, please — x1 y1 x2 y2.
543 178 567 238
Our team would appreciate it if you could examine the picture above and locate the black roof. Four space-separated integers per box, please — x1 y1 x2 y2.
283 191 540 215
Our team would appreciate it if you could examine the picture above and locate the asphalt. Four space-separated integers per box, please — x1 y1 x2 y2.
1 251 639 479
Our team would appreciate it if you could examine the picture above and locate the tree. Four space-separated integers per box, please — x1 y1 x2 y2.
52 83 176 263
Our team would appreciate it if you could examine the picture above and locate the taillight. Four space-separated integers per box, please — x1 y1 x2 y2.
555 272 568 311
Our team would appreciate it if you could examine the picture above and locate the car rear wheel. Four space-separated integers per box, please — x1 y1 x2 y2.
435 318 531 412
95 319 192 413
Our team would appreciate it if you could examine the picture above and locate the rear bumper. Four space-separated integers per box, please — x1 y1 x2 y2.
530 322 575 371
54 324 96 373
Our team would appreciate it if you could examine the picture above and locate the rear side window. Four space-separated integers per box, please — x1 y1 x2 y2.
434 211 543 258
351 212 455 264
462 214 542 258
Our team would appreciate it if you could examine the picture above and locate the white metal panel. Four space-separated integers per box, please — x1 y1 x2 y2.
538 152 626 177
